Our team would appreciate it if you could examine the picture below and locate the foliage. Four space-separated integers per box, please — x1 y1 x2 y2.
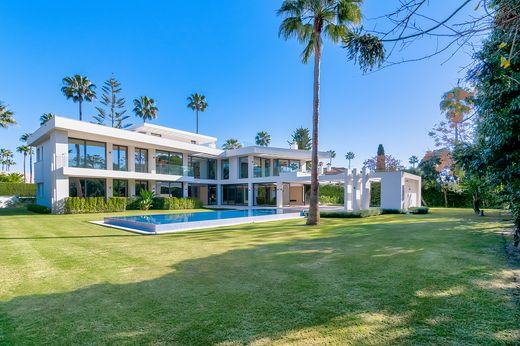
0 182 36 196
364 154 403 172
39 113 55 126
27 204 52 214
288 127 311 150
61 74 96 121
327 150 336 165
320 209 382 218
376 144 385 171
133 96 158 123
222 138 242 150
63 197 126 214
345 151 355 169
370 181 381 207
125 197 140 210
0 173 24 183
187 93 208 133
343 29 385 73
94 77 131 128
409 207 429 214
0 101 16 128
409 155 419 168
153 197 203 210
255 131 271 146
319 184 344 205
138 190 154 211
380 208 404 214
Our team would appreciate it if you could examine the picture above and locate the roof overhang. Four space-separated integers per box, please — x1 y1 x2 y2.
220 146 330 160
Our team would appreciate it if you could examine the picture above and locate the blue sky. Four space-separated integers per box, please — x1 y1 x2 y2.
0 0 476 171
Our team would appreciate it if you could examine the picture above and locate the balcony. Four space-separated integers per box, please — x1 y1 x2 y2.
155 164 191 176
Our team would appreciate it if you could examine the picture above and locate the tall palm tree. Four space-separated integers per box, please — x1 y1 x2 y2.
278 0 363 225
1 149 14 171
327 150 336 165
187 93 208 134
133 96 158 123
222 139 242 150
255 131 271 146
39 113 55 126
61 74 96 121
16 145 30 181
0 102 16 128
20 133 34 182
409 155 419 169
345 151 355 170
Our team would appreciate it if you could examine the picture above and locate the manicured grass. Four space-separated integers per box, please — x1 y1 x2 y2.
0 208 519 345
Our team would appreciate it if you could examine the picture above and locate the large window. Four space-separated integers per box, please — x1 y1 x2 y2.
113 179 128 197
254 183 276 206
156 150 183 175
68 138 106 169
222 184 248 205
221 159 229 180
135 148 148 173
273 159 301 176
189 156 217 179
188 184 217 205
253 157 271 178
238 157 248 179
112 145 128 171
69 178 106 198
155 181 182 197
135 180 148 196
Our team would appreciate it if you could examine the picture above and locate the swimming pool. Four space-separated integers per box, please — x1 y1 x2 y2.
102 209 304 234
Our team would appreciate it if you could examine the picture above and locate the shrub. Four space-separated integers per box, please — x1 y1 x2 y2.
0 183 36 196
320 184 344 204
0 173 24 183
320 195 341 205
410 207 429 214
27 204 51 214
321 209 382 218
126 197 139 210
63 197 126 214
106 197 127 212
380 208 404 214
153 197 203 210
138 190 154 211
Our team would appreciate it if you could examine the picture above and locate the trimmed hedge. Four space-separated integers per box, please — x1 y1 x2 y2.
27 204 51 214
321 209 382 218
410 207 429 214
153 197 203 210
380 208 405 214
64 197 127 214
0 183 36 196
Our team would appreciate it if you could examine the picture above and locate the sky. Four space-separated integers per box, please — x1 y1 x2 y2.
0 0 477 172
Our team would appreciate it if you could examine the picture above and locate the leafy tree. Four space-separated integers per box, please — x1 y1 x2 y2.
20 133 33 183
345 151 355 169
327 150 336 166
376 144 385 171
222 138 242 150
39 113 55 126
409 155 419 168
255 131 271 146
288 127 311 151
94 77 131 128
364 154 403 173
278 0 384 225
187 93 208 134
133 96 158 123
0 102 16 128
419 149 457 208
16 145 31 182
61 74 96 121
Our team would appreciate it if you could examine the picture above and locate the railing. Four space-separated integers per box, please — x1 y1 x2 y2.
156 164 192 176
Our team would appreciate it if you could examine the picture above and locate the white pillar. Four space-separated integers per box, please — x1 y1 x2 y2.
129 180 136 197
216 184 222 205
128 146 135 172
247 182 253 207
182 182 189 198
276 182 284 208
351 168 359 211
106 143 113 171
149 149 156 174
361 167 369 210
343 170 352 211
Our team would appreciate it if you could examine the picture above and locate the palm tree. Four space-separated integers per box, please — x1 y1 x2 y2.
255 131 271 146
0 102 16 128
187 93 208 134
345 151 355 170
133 96 158 123
222 139 242 150
409 155 419 169
20 133 34 182
61 74 96 121
3 159 15 172
1 149 14 171
16 145 30 181
39 113 55 126
327 150 336 165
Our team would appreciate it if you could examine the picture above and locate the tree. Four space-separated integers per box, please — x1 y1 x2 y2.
16 145 30 182
94 77 131 129
327 150 336 165
418 149 457 208
0 102 16 128
20 133 34 183
1 149 14 172
255 131 271 146
364 154 403 172
61 74 96 121
376 144 385 171
278 0 384 225
187 93 208 134
409 155 419 168
288 127 311 151
222 138 242 150
39 113 55 126
133 96 158 123
345 151 355 169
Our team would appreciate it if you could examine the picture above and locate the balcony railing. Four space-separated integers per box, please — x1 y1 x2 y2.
156 164 191 176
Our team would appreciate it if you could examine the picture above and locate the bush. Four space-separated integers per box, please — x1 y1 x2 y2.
126 197 139 210
410 207 429 214
138 190 154 210
320 195 342 205
321 209 382 218
27 204 51 214
0 173 23 183
0 183 36 196
106 197 127 212
380 208 404 214
63 197 127 214
153 197 203 210
320 184 344 204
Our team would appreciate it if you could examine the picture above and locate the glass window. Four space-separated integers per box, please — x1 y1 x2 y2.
188 156 217 179
254 183 276 206
221 159 229 180
112 145 128 171
135 180 149 196
238 157 248 179
264 158 271 177
68 138 106 169
155 181 182 197
208 159 216 180
222 184 248 205
273 159 300 176
135 148 148 173
253 157 271 178
156 150 183 175
69 178 106 198
113 179 128 197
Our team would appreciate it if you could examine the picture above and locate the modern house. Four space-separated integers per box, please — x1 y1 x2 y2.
28 116 421 213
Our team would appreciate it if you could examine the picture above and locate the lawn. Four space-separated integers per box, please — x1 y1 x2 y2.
0 208 519 345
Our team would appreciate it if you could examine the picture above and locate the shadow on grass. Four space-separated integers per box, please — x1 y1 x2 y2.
1 228 518 345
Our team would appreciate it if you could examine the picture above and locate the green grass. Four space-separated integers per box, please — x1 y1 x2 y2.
0 208 519 345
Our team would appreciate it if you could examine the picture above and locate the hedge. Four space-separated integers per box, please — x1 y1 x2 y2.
380 208 404 214
410 207 429 214
0 183 36 197
153 197 203 210
321 209 382 218
27 204 52 214
63 197 127 214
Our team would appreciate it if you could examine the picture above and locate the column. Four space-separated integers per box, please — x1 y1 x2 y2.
216 184 222 205
247 182 253 207
106 143 113 171
351 168 359 211
106 178 113 198
182 182 189 198
128 146 135 172
361 167 368 210
248 155 254 179
149 148 156 174
128 180 136 197
343 170 352 211
276 182 284 208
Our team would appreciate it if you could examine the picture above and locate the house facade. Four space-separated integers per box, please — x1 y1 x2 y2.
28 116 331 213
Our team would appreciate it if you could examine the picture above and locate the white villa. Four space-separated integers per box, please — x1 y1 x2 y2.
27 116 421 214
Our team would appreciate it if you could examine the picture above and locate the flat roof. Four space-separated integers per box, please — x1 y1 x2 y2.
128 123 217 145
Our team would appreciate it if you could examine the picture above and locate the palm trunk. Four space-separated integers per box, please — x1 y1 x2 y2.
307 37 322 226
79 100 83 121
196 109 199 134
23 154 27 182
29 150 33 183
